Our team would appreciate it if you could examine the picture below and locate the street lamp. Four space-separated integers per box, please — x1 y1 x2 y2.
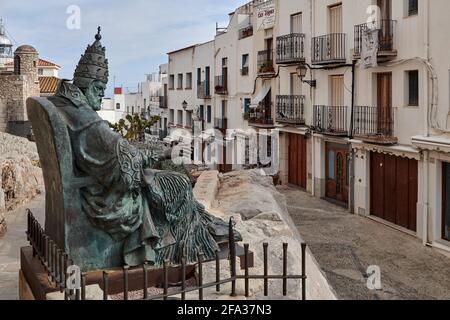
296 64 316 88
182 100 188 110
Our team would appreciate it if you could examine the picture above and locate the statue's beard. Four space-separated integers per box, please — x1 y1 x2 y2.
85 94 102 111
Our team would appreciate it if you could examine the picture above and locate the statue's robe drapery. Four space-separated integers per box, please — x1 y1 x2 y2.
48 81 237 266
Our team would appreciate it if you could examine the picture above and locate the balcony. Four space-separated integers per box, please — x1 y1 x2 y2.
313 105 348 136
214 117 228 130
276 33 305 64
197 81 211 99
312 33 346 65
214 75 228 95
257 50 275 75
276 95 305 125
238 25 253 40
249 102 274 128
354 20 397 60
159 96 167 108
353 106 398 145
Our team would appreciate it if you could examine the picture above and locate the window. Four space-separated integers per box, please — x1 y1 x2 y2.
241 54 249 76
177 110 183 125
131 106 135 114
197 68 202 84
38 68 43 75
244 98 251 114
407 0 418 16
143 99 146 109
199 105 204 120
169 109 175 123
207 105 212 123
116 103 120 110
177 74 183 89
291 12 302 33
127 106 129 114
407 70 419 106
221 100 227 118
186 73 192 89
169 75 175 89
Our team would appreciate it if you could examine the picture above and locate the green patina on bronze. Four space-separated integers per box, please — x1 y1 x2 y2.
26 27 241 271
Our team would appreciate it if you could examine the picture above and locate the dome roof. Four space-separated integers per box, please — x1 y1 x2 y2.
15 44 37 53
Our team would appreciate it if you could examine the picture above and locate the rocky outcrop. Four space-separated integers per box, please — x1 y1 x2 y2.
191 169 336 300
0 132 43 236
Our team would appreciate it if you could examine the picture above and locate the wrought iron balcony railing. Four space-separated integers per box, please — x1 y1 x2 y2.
238 25 253 40
313 105 348 135
241 67 249 76
257 50 275 74
312 33 346 65
249 102 274 126
197 81 211 99
276 33 305 64
214 117 228 130
353 106 397 144
276 95 305 125
354 20 396 57
214 75 228 95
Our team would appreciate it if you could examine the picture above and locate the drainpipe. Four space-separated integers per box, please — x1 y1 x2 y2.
310 0 316 197
424 0 430 137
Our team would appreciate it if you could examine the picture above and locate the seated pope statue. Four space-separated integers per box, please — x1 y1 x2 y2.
46 27 241 267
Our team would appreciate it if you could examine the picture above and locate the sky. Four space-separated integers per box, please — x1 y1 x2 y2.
0 0 247 97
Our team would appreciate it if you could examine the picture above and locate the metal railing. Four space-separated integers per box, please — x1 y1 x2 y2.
276 33 305 64
26 211 308 300
257 50 275 74
313 105 348 135
249 102 274 125
197 81 211 99
238 25 253 39
353 106 395 138
214 117 228 130
312 33 346 64
214 75 228 95
241 67 249 76
354 20 395 56
276 95 305 125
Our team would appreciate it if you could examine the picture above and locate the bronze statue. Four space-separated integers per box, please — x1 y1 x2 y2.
27 27 240 270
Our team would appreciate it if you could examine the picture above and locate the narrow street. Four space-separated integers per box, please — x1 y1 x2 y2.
278 185 450 300
0 195 45 300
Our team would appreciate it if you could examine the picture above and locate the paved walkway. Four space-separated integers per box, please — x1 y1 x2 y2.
277 185 450 300
0 195 45 300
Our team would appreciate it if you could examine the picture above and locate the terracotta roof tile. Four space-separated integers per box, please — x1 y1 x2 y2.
5 58 60 68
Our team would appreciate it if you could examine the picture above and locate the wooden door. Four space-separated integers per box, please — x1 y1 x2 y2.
377 73 392 135
288 133 307 189
370 152 417 231
377 0 391 20
325 143 349 204
442 163 450 241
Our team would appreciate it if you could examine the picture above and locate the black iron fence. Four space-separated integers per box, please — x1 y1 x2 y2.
354 20 395 56
276 95 305 125
276 33 305 64
353 106 394 137
214 75 228 95
26 210 307 301
313 105 348 135
197 81 211 99
312 33 346 64
257 50 274 74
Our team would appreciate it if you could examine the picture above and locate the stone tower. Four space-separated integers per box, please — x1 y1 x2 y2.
0 19 13 70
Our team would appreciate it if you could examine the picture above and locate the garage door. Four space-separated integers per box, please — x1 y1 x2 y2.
370 152 417 232
288 133 307 189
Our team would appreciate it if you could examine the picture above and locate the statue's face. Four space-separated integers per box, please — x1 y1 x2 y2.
85 80 106 111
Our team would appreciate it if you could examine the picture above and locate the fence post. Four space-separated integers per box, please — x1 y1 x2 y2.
229 218 237 297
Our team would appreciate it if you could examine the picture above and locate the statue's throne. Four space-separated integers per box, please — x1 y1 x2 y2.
27 97 124 272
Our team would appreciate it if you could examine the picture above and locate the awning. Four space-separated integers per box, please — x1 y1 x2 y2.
251 82 271 108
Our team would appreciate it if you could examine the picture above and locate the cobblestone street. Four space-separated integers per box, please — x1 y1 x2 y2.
278 185 450 300
0 195 44 300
